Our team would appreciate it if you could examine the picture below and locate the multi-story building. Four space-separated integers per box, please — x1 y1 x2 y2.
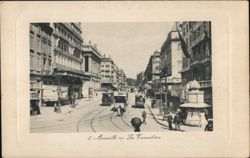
82 41 102 97
113 63 120 89
100 56 116 90
51 23 90 99
136 71 145 91
30 23 53 106
160 24 183 109
180 21 212 105
144 51 161 92
119 69 127 90
100 56 126 91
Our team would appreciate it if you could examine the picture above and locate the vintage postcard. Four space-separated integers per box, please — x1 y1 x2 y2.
1 1 249 158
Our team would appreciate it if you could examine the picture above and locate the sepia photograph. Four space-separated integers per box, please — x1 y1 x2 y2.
2 1 249 158
30 22 213 133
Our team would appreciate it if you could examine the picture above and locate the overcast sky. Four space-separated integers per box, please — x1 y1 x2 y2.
81 22 175 79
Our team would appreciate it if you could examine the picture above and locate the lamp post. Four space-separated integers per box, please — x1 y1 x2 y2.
56 86 62 113
155 64 165 115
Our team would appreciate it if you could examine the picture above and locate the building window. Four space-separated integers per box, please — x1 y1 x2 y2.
36 39 40 50
37 57 41 71
85 56 89 72
43 58 46 66
30 35 34 50
30 55 34 69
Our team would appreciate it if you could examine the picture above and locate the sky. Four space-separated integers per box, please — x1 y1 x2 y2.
81 22 175 79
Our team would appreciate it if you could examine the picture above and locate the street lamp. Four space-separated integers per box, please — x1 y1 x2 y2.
56 86 62 113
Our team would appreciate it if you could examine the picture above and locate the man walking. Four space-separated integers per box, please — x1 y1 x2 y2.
142 111 147 124
167 113 173 130
174 113 181 130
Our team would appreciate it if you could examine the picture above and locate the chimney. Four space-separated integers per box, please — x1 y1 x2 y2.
89 41 91 45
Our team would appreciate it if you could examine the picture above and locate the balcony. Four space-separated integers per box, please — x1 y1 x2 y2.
55 63 83 75
30 90 39 99
191 57 210 67
30 81 42 90
41 69 52 75
54 47 82 62
198 80 212 88
54 30 82 51
61 23 83 42
54 30 69 43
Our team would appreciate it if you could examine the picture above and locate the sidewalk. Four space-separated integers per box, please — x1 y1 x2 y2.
30 97 98 120
145 99 205 132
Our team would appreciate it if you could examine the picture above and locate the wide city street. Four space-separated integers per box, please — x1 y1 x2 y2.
30 92 168 133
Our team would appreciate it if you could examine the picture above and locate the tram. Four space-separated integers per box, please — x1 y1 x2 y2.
134 94 145 108
112 91 128 115
101 91 114 106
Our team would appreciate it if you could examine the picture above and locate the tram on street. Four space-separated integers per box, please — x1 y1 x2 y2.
112 91 128 116
101 91 114 106
134 94 145 108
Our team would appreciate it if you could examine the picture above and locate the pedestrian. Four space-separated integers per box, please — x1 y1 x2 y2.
167 113 173 130
131 117 142 132
117 105 122 116
198 113 202 128
70 94 74 105
54 103 58 112
174 113 181 130
204 119 213 131
142 111 147 124
177 109 185 124
35 100 41 115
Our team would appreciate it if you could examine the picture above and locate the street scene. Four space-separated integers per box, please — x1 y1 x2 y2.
30 22 213 132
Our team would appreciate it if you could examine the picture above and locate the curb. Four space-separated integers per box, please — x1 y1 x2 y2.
145 102 168 128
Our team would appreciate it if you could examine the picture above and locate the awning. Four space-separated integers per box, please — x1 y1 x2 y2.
54 69 91 80
180 102 211 108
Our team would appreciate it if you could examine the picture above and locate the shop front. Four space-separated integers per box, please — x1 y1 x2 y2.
53 69 91 100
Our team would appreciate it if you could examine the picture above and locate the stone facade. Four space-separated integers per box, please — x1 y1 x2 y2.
180 21 212 105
